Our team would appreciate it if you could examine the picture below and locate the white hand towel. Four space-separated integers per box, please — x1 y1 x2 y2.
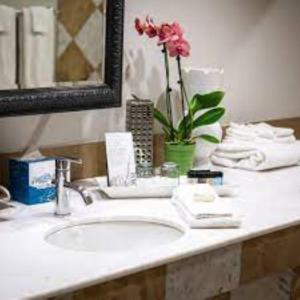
173 200 241 228
0 5 17 90
172 184 241 228
19 7 55 88
30 6 50 34
211 141 300 171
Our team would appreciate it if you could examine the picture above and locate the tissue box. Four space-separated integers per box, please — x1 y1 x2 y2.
9 157 56 205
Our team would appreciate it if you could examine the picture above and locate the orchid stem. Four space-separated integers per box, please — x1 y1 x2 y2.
176 55 187 140
162 44 174 141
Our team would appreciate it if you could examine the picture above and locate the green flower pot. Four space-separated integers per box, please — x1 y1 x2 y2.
164 143 196 175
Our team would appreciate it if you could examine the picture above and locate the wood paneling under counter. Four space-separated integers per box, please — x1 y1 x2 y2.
241 224 300 284
51 267 166 300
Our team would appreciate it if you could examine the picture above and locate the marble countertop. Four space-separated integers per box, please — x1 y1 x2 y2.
1 167 300 300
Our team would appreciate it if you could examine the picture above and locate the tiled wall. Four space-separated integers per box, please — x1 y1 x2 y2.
56 0 105 83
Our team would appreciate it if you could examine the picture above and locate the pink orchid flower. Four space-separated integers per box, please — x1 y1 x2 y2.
135 16 158 38
134 18 145 35
144 16 158 38
166 38 191 57
158 22 184 45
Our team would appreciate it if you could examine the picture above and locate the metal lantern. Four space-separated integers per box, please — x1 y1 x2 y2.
126 98 154 168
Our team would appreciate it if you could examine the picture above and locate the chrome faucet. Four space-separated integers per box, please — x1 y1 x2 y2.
54 157 93 217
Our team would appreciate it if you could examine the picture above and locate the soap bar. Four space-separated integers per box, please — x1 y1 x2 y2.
174 184 218 203
9 157 56 205
192 184 217 202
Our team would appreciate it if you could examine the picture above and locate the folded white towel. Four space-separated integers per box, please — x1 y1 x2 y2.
19 7 55 88
172 185 241 229
227 123 295 144
0 5 12 32
30 6 50 34
0 5 17 90
212 141 300 171
173 200 241 228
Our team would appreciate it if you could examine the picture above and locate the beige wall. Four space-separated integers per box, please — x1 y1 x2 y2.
0 0 300 153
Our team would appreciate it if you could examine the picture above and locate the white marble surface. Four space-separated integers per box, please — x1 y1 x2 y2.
1 167 300 299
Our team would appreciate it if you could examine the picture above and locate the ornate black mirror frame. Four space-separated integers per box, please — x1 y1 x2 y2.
0 0 124 117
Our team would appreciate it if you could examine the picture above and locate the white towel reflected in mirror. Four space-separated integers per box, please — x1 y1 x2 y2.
19 6 55 89
0 5 17 90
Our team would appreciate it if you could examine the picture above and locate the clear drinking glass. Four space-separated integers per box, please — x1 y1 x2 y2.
160 162 180 186
137 161 154 178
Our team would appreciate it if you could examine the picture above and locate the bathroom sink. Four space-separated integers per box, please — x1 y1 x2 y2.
45 218 184 253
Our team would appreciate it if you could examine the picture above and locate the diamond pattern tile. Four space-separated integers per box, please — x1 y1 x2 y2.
56 0 106 82
75 10 104 68
58 0 95 37
56 41 93 82
92 0 104 7
56 0 105 82
57 22 72 57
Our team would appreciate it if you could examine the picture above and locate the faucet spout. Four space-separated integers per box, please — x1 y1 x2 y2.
64 182 93 206
53 156 93 217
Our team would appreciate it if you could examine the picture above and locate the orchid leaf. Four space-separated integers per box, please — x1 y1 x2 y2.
190 91 225 114
193 108 225 129
153 108 171 129
177 115 192 137
194 134 220 144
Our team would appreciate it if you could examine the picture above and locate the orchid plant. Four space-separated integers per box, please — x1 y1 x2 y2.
134 17 225 145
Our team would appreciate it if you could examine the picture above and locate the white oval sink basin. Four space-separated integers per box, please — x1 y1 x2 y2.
45 218 184 253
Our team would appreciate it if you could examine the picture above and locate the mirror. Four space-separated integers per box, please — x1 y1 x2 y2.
0 0 105 89
0 0 123 116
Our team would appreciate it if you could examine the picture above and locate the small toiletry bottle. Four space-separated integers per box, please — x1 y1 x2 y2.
187 170 223 186
187 170 210 184
209 172 223 186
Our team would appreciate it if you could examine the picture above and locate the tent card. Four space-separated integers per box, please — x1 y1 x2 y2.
105 133 137 187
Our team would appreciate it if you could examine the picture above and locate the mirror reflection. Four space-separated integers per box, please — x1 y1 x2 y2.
0 0 105 90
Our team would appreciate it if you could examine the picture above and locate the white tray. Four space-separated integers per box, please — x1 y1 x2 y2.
100 185 175 199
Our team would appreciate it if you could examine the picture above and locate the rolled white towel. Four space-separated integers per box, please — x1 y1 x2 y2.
228 123 295 143
172 184 241 229
211 140 300 171
250 122 294 137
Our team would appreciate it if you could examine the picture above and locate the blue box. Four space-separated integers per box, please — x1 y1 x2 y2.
9 157 56 205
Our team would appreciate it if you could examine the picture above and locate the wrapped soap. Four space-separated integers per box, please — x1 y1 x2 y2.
9 157 56 205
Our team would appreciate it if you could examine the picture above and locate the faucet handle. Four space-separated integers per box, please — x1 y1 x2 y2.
55 156 82 165
55 156 82 169
54 156 82 182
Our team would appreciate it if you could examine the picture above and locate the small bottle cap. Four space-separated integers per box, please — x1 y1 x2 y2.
187 170 223 179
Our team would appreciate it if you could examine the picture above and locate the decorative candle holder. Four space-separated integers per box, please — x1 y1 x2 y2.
126 98 154 171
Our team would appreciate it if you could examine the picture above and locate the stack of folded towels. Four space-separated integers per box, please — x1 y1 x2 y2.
211 122 300 171
172 184 241 228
